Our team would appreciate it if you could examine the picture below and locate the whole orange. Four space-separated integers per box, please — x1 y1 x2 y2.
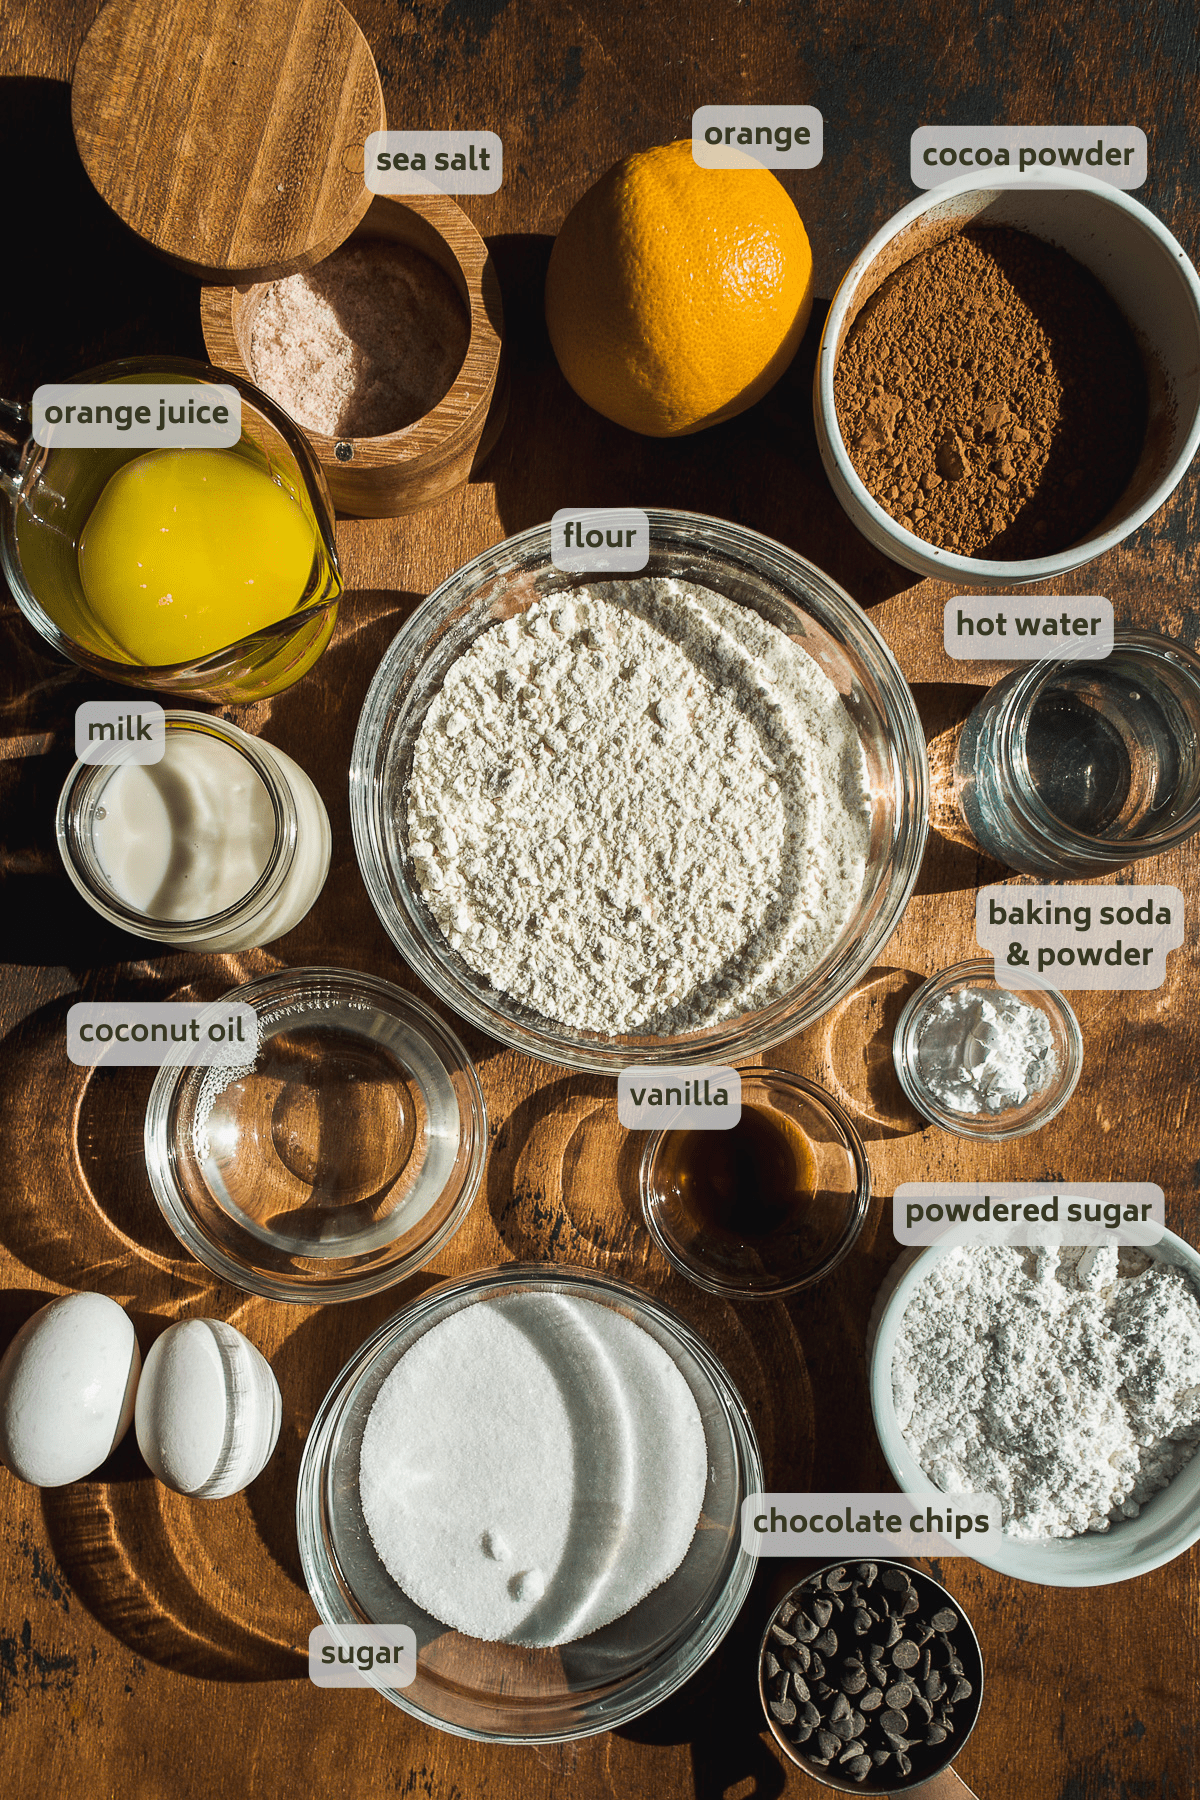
544 139 814 438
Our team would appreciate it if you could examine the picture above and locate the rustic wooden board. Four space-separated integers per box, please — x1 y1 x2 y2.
1 1 1198 1796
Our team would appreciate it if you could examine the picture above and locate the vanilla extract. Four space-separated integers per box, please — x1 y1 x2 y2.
654 1103 818 1243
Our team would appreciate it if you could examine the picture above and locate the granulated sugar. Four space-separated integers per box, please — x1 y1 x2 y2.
249 239 469 438
893 1245 1200 1539
358 1293 708 1645
406 579 871 1035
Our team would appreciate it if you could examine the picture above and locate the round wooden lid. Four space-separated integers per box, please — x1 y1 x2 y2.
72 0 385 283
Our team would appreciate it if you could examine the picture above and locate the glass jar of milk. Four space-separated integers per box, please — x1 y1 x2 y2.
56 712 330 950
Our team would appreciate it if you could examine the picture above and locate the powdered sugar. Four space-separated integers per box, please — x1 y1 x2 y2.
405 578 871 1035
893 1245 1200 1539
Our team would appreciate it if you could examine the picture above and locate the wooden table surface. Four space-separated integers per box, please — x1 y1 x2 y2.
2 2 1198 1795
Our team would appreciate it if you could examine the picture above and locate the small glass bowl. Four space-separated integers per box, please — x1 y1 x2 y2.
639 1069 871 1298
144 967 486 1302
758 1559 984 1792
350 512 929 1075
296 1264 763 1742
892 959 1083 1141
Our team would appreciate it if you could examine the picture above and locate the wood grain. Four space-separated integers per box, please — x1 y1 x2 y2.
2 1 1200 1796
71 0 384 280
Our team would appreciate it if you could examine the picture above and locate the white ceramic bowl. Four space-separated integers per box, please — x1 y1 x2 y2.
815 171 1200 588
867 1232 1200 1585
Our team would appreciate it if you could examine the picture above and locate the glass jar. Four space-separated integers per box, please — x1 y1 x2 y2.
56 711 331 950
954 629 1200 877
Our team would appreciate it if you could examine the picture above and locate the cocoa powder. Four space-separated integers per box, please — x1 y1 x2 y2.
833 227 1146 559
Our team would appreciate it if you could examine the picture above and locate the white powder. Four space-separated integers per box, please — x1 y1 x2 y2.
405 579 871 1035
249 240 469 439
893 1245 1200 1539
915 986 1056 1114
358 1293 709 1645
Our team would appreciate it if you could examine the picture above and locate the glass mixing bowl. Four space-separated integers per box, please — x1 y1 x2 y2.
296 1264 763 1741
350 513 929 1072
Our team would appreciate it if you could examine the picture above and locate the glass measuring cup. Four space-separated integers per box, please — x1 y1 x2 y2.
0 357 342 703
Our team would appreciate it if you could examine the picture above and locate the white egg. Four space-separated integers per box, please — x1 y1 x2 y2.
135 1318 281 1499
0 1291 141 1487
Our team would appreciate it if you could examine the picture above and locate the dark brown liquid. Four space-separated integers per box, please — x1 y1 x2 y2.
656 1105 818 1242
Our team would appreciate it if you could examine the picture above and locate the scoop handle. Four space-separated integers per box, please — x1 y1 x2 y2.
918 1770 980 1797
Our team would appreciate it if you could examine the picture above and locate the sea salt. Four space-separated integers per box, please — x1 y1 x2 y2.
250 239 469 438
358 1292 709 1645
893 1245 1200 1539
406 578 872 1035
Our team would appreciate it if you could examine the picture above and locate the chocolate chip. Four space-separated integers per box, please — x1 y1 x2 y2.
930 1608 958 1632
859 1688 883 1711
892 1641 919 1670
872 1749 891 1766
880 1709 909 1735
885 1682 913 1709
829 1693 850 1722
951 1678 973 1704
844 1754 871 1782
883 1617 903 1648
792 1676 810 1703
816 1730 840 1759
920 1646 932 1680
798 1700 820 1729
926 1721 948 1745
925 1673 946 1703
763 1651 781 1679
781 1648 809 1677
794 1613 818 1643
778 1600 797 1626
897 1752 913 1777
883 1730 911 1753
814 1629 839 1657
839 1742 866 1762
770 1623 796 1647
840 1667 868 1695
811 1597 834 1628
847 1710 866 1738
826 1566 852 1592
810 1654 825 1681
880 1567 909 1592
901 1589 921 1615
792 1720 814 1744
911 1692 933 1720
852 1608 873 1635
770 1697 796 1724
856 1562 878 1584
828 1716 857 1741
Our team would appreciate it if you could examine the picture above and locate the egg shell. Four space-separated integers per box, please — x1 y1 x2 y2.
135 1318 281 1499
0 1292 141 1487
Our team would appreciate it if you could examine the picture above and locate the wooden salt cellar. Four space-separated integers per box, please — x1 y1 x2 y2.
200 194 508 518
71 0 506 517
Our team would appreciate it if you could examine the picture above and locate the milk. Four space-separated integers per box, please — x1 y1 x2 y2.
94 733 275 919
63 715 332 951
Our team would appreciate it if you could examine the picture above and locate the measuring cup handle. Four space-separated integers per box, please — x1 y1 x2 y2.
0 397 32 500
915 1768 982 1797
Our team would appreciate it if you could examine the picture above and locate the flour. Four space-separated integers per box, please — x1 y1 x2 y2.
893 1245 1200 1539
915 986 1056 1114
405 579 871 1034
